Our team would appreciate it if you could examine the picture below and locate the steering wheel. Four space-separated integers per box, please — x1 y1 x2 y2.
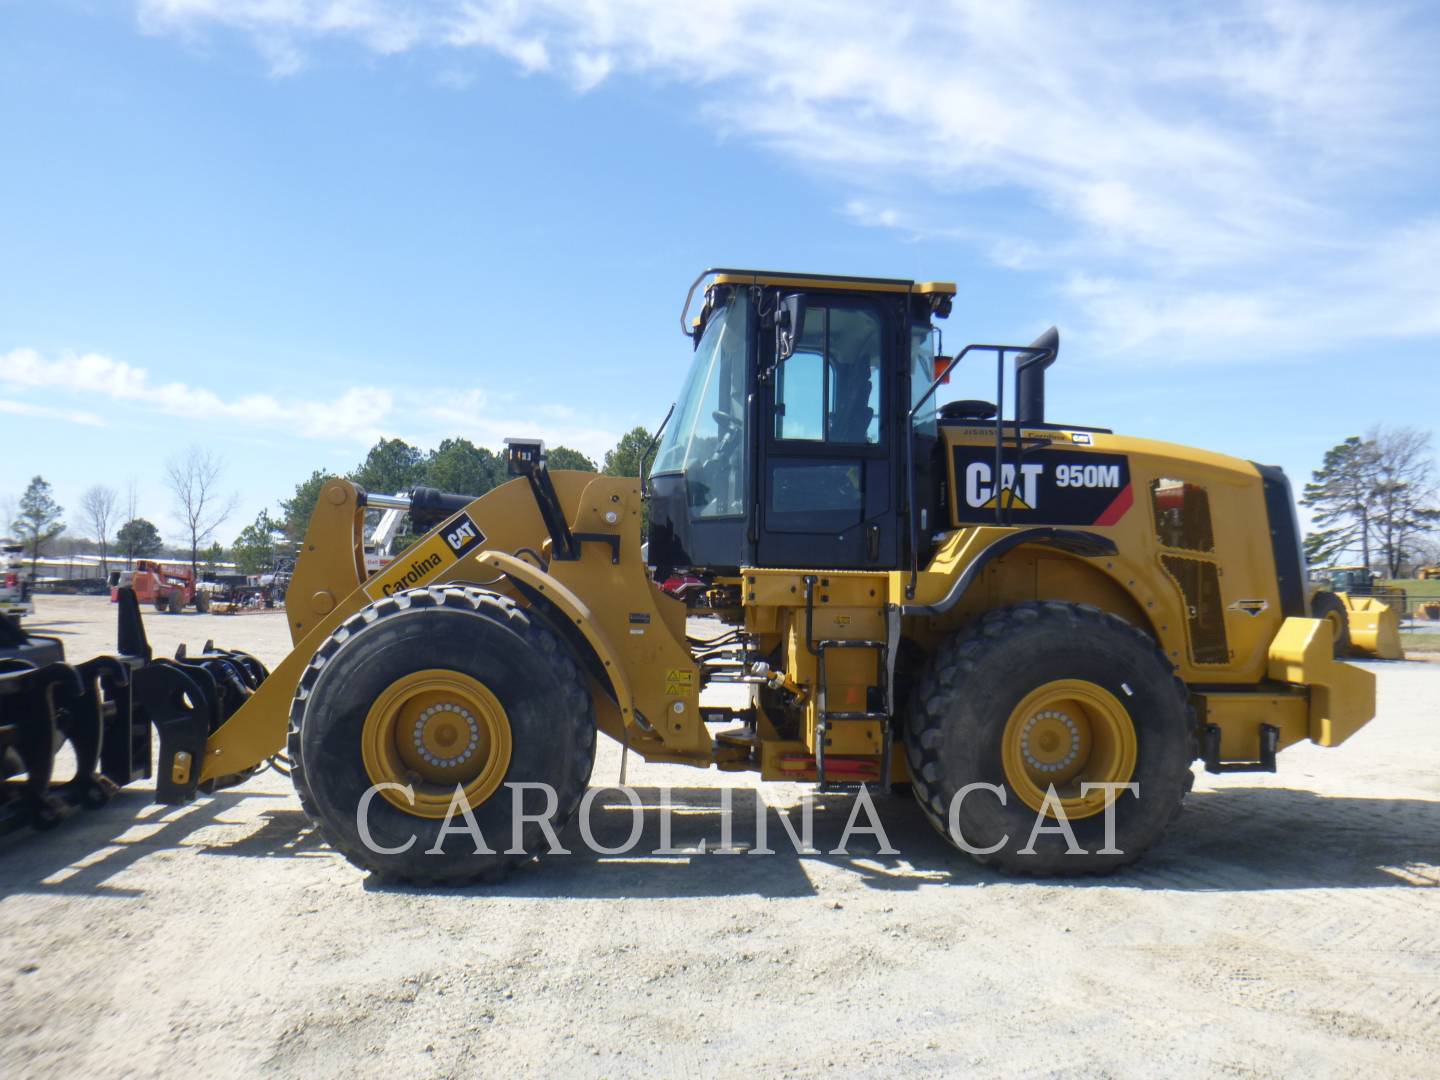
698 411 742 479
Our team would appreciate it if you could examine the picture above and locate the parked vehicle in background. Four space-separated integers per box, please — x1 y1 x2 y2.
109 559 208 614
1308 565 1407 659
194 581 239 614
0 540 33 622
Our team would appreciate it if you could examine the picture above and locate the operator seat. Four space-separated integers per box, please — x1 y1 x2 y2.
831 359 876 442
939 400 998 421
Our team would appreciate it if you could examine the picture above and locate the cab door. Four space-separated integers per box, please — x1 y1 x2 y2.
757 295 898 569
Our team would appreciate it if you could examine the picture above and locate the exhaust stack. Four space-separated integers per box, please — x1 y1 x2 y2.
1015 326 1059 425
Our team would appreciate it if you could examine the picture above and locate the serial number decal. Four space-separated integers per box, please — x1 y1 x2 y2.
952 446 1133 527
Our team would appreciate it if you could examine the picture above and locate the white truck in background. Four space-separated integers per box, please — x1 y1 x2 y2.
1 540 33 622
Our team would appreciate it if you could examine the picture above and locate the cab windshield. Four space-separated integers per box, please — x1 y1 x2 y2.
652 290 751 518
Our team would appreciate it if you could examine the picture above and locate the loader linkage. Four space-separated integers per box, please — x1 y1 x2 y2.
0 588 266 836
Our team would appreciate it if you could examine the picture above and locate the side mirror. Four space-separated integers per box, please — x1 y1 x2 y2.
777 294 807 361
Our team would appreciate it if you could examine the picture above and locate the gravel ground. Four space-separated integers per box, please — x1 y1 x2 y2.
3 595 1438 1079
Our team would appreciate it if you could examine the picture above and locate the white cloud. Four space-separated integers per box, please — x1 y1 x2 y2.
1064 216 1440 359
418 390 616 462
570 50 612 93
0 398 106 427
133 1 1440 359
843 201 905 231
0 347 393 441
0 347 619 462
433 67 476 91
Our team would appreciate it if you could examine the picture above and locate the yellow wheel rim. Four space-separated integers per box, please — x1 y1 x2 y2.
361 669 512 819
1001 679 1137 821
1324 608 1346 643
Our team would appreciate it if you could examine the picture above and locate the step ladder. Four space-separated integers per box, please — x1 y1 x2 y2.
814 637 892 792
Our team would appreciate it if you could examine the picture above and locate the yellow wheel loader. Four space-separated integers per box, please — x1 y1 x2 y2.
1309 566 1406 660
2 269 1376 879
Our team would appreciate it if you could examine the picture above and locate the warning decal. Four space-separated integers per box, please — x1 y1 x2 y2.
664 668 694 697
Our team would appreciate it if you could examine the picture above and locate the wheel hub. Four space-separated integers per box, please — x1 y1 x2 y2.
413 704 481 769
1001 679 1137 821
361 669 513 819
1020 709 1082 773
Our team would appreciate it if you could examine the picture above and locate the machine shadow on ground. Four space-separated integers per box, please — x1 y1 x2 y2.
365 783 1440 900
3 783 1435 901
0 789 297 899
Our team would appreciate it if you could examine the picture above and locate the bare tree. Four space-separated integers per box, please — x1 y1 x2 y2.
116 476 141 570
1368 425 1440 578
79 484 119 575
1411 534 1440 570
165 447 238 581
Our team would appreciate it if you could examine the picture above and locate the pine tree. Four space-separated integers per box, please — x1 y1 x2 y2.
1302 437 1378 569
116 518 165 561
12 476 65 576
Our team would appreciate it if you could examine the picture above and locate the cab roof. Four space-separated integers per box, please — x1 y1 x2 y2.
682 267 956 337
708 268 956 297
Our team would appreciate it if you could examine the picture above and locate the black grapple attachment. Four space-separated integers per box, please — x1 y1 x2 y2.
0 587 267 835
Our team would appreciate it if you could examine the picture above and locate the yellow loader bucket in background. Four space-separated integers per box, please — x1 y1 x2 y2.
1338 594 1405 660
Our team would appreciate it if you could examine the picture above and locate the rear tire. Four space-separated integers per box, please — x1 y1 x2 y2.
904 602 1195 876
167 590 183 614
289 586 595 885
1310 590 1351 658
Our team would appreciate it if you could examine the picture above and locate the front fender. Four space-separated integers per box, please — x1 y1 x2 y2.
474 551 637 729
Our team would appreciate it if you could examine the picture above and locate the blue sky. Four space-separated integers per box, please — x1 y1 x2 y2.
2 0 1438 546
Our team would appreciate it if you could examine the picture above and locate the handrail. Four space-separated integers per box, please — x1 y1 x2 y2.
904 339 1056 599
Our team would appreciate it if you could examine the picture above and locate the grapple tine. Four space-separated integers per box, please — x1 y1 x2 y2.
1 587 265 832
0 662 85 830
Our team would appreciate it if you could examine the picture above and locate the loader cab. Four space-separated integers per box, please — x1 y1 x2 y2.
648 269 954 575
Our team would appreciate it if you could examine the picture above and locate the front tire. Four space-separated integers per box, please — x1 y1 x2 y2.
904 602 1195 875
290 586 596 885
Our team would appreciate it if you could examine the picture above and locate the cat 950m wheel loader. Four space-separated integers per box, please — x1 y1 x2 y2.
2 269 1376 879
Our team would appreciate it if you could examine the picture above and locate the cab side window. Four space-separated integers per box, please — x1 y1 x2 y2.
774 304 882 445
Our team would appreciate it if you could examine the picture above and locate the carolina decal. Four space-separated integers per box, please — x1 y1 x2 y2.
362 541 447 601
952 446 1133 527
361 511 487 601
